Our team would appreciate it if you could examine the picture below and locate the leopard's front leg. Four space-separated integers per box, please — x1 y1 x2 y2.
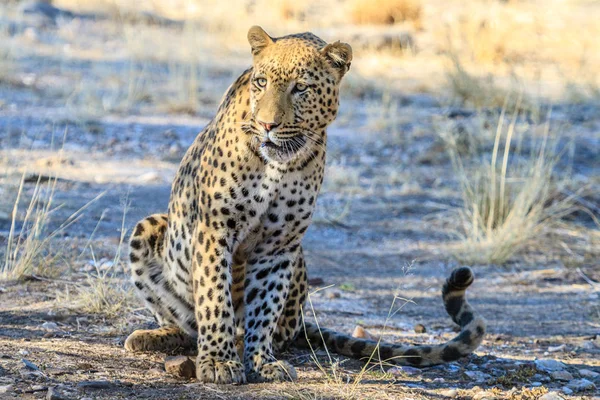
193 227 246 384
243 247 300 382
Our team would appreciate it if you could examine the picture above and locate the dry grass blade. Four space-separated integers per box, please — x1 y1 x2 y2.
1 173 106 281
447 103 592 265
75 194 132 316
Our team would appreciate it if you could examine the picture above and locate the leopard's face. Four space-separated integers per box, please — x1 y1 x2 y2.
244 27 352 164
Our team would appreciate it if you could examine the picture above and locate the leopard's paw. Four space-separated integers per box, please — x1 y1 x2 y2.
248 360 297 383
196 358 246 384
125 329 163 352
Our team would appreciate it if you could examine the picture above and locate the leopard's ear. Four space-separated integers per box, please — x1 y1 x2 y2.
321 41 353 79
248 26 274 56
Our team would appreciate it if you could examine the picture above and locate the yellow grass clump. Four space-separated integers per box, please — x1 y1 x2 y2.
348 0 422 29
448 103 587 265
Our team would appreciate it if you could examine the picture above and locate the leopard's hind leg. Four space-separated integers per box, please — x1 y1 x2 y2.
125 213 197 353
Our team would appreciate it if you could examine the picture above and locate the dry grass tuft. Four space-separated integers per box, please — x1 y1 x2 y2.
348 0 422 29
1 171 104 280
75 252 132 316
447 104 590 265
74 198 132 316
1 176 60 281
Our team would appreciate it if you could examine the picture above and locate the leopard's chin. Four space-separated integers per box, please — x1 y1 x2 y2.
258 137 307 164
259 145 301 164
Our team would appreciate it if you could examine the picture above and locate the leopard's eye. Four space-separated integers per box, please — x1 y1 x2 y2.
294 83 308 93
255 78 267 88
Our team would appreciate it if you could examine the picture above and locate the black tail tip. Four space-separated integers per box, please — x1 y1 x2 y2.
448 267 474 289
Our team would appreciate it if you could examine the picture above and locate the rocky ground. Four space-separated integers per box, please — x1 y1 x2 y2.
0 1 599 399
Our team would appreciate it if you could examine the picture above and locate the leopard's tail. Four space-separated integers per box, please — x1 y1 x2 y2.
298 267 485 367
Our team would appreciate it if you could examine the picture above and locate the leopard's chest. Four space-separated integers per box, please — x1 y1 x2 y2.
231 165 322 264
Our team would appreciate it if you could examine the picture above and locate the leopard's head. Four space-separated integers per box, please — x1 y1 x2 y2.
244 26 352 164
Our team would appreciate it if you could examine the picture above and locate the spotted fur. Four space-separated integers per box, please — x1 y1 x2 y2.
296 267 486 366
124 26 485 384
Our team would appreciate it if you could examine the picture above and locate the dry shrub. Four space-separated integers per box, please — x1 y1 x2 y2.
1 176 60 280
448 106 590 265
349 0 422 29
1 174 103 280
74 198 132 316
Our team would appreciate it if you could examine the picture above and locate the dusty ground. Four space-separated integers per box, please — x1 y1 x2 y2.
0 1 599 399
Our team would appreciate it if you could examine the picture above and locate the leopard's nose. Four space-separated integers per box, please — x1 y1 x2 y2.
257 121 280 132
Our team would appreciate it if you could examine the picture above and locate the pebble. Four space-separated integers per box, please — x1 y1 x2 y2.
441 389 459 398
535 359 565 372
551 370 573 381
414 323 427 334
561 387 573 395
539 393 564 400
567 378 596 392
0 385 14 393
46 387 70 400
432 377 445 383
327 291 340 299
579 369 599 378
388 366 422 376
464 370 492 382
308 277 324 286
164 356 195 379
531 381 543 387
41 322 59 330
352 326 375 340
548 344 566 352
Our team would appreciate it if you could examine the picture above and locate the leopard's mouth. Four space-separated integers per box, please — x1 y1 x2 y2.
257 134 308 164
260 138 281 149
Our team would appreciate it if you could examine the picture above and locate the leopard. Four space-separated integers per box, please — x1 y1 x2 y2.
124 26 486 384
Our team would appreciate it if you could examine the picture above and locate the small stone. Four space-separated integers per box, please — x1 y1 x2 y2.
464 370 492 382
388 366 422 376
41 322 59 330
46 387 70 400
327 291 340 299
308 277 324 286
539 393 564 400
77 380 112 389
548 344 566 352
531 381 543 387
441 389 459 398
535 359 566 372
30 385 47 392
0 385 14 394
567 378 596 392
551 370 573 381
414 323 427 334
164 356 195 379
22 358 40 370
561 387 573 395
579 369 599 378
432 377 445 383
352 326 375 340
